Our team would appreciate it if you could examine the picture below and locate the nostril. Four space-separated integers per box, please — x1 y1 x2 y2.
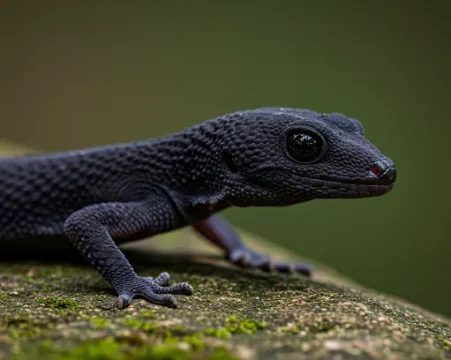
370 163 384 178
370 160 397 185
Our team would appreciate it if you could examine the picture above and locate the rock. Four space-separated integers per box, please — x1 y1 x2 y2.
1 141 450 360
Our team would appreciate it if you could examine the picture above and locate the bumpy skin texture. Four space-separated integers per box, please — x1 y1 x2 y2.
0 107 396 308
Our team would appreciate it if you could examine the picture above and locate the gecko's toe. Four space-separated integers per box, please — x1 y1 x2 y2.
155 272 171 285
152 282 193 295
228 247 272 269
229 248 246 264
294 263 314 277
115 274 193 309
143 276 193 295
229 248 265 268
139 291 178 308
273 262 314 277
116 289 178 309
116 293 134 309
146 272 171 286
228 247 313 277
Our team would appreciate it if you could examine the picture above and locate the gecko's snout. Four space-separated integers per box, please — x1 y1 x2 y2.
370 159 397 185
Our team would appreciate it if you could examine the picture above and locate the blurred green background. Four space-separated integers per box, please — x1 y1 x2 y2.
1 2 449 317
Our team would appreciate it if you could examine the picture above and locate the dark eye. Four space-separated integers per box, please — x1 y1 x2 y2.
286 131 324 163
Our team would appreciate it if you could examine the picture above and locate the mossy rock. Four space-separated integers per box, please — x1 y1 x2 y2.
1 140 450 360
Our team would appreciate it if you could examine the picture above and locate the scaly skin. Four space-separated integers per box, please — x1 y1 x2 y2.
0 107 396 308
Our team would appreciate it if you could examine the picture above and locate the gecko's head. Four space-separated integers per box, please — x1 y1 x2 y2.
219 107 396 206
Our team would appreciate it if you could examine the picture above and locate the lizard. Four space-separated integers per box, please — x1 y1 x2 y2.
0 107 396 309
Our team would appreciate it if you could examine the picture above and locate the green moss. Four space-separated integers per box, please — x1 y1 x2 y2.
59 339 120 359
11 335 236 360
35 295 80 311
205 315 267 340
2 312 49 339
2 312 33 326
122 318 159 333
205 327 232 339
119 319 207 354
90 316 112 329
224 315 267 335
136 340 189 360
182 333 205 351
442 340 450 351
139 309 155 319
163 326 188 339
22 338 123 360
207 347 240 360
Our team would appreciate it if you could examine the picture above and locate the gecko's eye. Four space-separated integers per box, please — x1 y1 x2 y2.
286 130 325 163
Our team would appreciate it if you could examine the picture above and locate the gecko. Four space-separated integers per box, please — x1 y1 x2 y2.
0 107 396 309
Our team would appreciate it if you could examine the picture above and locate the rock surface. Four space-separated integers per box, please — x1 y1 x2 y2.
1 140 450 360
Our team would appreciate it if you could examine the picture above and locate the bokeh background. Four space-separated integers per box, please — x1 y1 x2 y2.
1 2 449 317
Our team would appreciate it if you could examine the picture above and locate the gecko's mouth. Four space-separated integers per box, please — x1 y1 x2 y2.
248 159 396 198
302 178 394 199
323 174 395 187
313 161 397 187
306 161 397 198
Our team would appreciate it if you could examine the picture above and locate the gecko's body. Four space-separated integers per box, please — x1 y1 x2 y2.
0 108 396 308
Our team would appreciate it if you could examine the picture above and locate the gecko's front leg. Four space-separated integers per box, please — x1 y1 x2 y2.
64 201 193 309
192 214 313 277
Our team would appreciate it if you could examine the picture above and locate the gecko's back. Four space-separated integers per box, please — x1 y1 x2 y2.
0 145 133 241
0 128 217 242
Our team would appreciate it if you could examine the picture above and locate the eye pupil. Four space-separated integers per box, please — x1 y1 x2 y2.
286 131 323 162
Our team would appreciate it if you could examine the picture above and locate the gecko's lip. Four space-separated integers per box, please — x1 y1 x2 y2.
311 177 395 189
325 173 395 186
316 162 397 187
306 176 395 197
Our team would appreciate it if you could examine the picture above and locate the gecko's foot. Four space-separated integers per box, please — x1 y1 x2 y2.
228 247 313 277
115 272 193 309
